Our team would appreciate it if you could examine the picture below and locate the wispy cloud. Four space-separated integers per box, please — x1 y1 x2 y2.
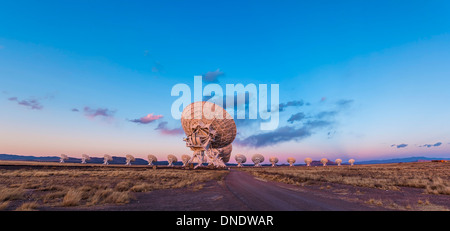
202 69 224 83
155 121 184 135
419 142 442 148
152 61 163 73
287 112 306 123
83 107 116 119
235 119 332 148
278 100 304 112
129 113 163 124
8 97 43 110
234 98 354 148
391 144 408 148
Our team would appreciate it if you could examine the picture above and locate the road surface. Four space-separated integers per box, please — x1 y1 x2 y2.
224 169 377 211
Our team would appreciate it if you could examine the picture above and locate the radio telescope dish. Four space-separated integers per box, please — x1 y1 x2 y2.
252 154 264 167
181 101 236 169
60 154 68 163
304 157 312 167
181 154 191 167
335 159 342 166
81 154 90 164
125 154 135 166
349 159 355 166
269 156 279 167
147 154 157 166
235 154 247 167
167 154 178 167
320 158 328 166
103 154 113 165
217 144 232 164
287 157 296 167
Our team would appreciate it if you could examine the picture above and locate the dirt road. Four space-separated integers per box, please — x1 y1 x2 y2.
44 169 382 211
224 169 378 211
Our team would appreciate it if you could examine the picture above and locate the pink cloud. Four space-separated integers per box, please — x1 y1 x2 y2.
83 107 116 119
155 121 184 135
129 113 163 124
8 97 43 110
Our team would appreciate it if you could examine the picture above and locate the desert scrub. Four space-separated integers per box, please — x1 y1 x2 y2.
0 163 229 210
240 162 450 194
0 188 25 202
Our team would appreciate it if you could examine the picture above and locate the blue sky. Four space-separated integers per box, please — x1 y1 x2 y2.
1 1 450 162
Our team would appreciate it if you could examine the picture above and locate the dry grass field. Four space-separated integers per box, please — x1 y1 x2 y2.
241 162 450 195
0 161 227 211
1 160 449 211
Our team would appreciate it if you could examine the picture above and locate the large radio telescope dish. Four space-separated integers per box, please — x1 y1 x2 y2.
60 154 68 163
269 156 279 167
167 154 178 167
287 157 296 167
235 154 247 167
125 154 135 166
147 154 157 166
81 154 90 164
252 154 265 167
181 101 236 169
217 144 232 163
181 154 191 167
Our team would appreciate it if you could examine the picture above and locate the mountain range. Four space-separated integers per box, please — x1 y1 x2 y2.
1 154 449 166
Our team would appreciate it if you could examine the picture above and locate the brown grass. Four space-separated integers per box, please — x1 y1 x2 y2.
16 202 39 211
240 162 450 195
62 190 83 207
0 161 228 210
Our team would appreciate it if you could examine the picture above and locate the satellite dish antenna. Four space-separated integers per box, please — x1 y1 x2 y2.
235 154 247 167
125 154 135 166
320 158 328 167
147 154 157 166
181 154 191 167
269 156 279 167
287 157 296 167
81 154 90 164
103 154 113 165
335 159 342 166
60 154 68 163
167 154 178 167
181 101 236 169
349 159 355 166
304 157 312 167
252 154 264 167
217 144 232 165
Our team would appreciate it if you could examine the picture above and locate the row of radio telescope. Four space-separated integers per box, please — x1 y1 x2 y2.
59 154 355 167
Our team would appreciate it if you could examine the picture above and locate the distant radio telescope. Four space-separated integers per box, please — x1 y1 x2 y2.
147 154 157 166
335 159 342 166
181 154 191 167
167 154 178 167
320 158 328 166
235 154 247 167
304 157 312 167
349 159 355 166
269 156 279 167
252 154 265 167
125 154 135 166
60 154 68 163
103 154 113 165
287 157 296 167
81 154 90 164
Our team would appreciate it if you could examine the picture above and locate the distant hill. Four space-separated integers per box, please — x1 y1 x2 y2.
1 154 449 166
0 154 182 166
357 156 450 165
